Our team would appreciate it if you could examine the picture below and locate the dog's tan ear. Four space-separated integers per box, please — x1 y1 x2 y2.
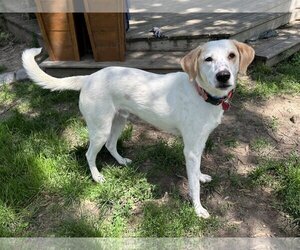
233 40 255 75
180 46 202 81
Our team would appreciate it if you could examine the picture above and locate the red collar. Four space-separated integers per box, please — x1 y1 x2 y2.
195 84 234 111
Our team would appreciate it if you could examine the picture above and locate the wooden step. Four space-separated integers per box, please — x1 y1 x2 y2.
40 51 184 77
252 21 300 66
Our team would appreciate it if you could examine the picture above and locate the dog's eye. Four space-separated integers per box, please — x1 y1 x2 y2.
205 57 213 62
228 53 236 59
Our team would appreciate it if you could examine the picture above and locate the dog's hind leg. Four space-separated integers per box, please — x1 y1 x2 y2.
85 112 114 183
105 111 132 165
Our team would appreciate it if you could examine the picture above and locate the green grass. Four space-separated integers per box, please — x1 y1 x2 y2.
0 30 12 47
249 154 300 225
135 139 185 175
250 138 271 151
0 64 7 73
237 52 300 98
205 138 215 152
139 199 220 237
266 116 279 131
224 138 239 148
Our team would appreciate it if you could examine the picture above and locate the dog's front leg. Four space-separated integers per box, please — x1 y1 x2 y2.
184 147 210 218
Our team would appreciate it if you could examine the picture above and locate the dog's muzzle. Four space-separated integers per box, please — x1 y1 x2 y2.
216 70 231 89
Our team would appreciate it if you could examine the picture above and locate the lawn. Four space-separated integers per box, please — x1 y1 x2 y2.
0 52 299 237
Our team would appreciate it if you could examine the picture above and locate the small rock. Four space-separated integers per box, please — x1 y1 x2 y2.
0 72 16 85
290 116 296 124
16 68 28 81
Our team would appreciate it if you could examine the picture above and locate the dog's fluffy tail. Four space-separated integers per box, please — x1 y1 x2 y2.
22 48 87 91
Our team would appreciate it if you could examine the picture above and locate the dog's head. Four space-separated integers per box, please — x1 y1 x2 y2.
180 39 255 97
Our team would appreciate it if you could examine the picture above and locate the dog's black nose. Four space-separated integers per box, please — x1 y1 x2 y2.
216 70 231 83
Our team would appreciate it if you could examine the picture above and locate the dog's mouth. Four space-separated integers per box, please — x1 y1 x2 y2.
216 83 231 89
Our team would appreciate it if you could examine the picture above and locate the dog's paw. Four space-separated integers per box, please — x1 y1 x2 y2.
199 173 212 183
195 207 210 219
92 173 105 183
118 158 132 166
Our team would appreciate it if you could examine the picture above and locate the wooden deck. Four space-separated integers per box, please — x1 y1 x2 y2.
127 13 289 40
126 13 291 51
253 21 300 66
128 0 294 14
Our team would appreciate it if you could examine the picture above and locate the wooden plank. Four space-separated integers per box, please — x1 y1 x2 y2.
253 21 300 66
127 13 286 40
50 46 79 61
127 13 255 39
93 32 118 47
40 51 186 71
40 13 69 31
128 0 292 13
253 36 288 54
84 0 124 12
253 23 300 54
47 31 74 46
256 35 300 59
35 13 55 60
35 0 75 12
84 12 125 61
265 42 300 66
167 13 253 37
254 22 300 57
88 13 120 31
35 12 80 61
230 0 291 12
232 13 284 34
232 13 291 41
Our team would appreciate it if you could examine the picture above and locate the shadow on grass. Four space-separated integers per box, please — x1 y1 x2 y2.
0 82 91 236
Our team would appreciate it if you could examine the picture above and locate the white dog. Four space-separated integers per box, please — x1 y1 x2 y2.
22 39 254 218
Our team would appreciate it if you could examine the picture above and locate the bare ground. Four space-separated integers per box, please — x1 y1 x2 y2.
0 42 27 73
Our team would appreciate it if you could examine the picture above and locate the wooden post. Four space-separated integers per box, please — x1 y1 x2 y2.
83 0 126 61
35 0 80 61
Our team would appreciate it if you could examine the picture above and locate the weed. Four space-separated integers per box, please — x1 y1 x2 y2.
118 123 133 148
266 116 279 131
249 155 300 225
237 52 300 99
31 33 40 48
0 64 7 73
205 138 215 152
224 138 239 148
250 138 271 151
203 174 222 194
135 139 185 174
225 153 235 161
0 30 11 46
139 198 220 237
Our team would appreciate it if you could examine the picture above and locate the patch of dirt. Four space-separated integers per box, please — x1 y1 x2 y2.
0 43 28 72
129 114 175 145
28 195 100 236
0 22 42 73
